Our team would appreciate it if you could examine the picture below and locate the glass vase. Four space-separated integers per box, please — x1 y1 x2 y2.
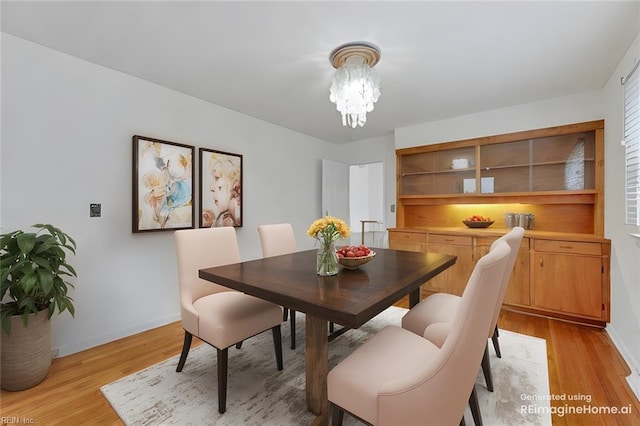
317 239 339 276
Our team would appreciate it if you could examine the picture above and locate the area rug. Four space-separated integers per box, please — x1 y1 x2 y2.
101 307 551 425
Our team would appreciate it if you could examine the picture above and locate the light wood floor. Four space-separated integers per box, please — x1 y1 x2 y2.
1 304 639 425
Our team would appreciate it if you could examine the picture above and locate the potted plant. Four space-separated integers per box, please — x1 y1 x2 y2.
0 223 77 391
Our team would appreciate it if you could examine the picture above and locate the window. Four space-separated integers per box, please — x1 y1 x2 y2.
623 61 640 226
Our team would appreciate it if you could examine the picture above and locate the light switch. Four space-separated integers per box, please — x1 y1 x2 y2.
90 203 101 217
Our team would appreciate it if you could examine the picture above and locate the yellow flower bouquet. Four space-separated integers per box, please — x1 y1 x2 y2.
307 216 351 276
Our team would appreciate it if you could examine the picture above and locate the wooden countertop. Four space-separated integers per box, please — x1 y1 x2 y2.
388 227 611 243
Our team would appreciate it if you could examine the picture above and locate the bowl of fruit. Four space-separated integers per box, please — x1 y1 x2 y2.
463 215 495 228
336 245 376 269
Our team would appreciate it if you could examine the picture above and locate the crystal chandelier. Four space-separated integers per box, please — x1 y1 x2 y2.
329 42 381 128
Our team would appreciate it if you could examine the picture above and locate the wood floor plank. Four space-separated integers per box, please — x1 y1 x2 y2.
1 308 638 425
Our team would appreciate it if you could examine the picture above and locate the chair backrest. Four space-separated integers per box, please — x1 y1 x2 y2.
174 227 240 335
257 223 296 257
488 226 525 333
377 241 512 425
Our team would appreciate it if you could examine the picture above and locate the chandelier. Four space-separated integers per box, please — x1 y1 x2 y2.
329 42 381 128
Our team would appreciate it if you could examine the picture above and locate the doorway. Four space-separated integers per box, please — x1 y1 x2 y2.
349 162 385 247
322 160 385 247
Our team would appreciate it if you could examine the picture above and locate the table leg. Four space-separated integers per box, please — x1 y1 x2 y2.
409 287 421 308
306 314 328 424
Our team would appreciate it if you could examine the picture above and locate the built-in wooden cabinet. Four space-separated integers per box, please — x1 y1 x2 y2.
391 120 611 327
389 229 610 326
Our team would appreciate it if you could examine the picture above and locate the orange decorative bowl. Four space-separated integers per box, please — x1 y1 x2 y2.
338 252 376 270
463 220 495 228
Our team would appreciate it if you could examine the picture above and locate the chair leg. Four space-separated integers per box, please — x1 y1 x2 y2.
290 309 296 350
176 331 193 372
469 384 483 426
491 326 501 358
272 325 284 370
481 344 494 392
217 347 228 414
329 322 335 333
235 341 243 349
283 307 289 321
331 403 344 426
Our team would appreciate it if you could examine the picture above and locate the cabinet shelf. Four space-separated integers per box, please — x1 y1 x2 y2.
402 167 475 176
481 157 595 171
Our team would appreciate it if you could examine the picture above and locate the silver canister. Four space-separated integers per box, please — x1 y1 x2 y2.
504 213 516 228
505 212 534 229
516 213 535 229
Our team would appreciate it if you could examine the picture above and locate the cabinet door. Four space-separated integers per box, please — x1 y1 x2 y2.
532 253 603 319
478 132 596 194
503 244 531 306
480 140 531 193
477 237 530 306
531 133 596 191
400 146 476 195
426 235 474 296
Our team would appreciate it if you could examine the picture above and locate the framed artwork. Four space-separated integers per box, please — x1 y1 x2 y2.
132 135 195 233
199 148 243 227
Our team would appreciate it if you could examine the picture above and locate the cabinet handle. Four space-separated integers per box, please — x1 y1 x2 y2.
539 257 543 267
559 245 573 249
444 238 454 242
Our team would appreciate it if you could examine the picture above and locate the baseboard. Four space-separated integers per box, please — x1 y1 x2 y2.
606 326 640 402
57 313 181 357
628 373 640 403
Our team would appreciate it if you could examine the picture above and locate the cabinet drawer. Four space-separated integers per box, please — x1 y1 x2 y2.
534 239 601 256
429 234 472 246
390 232 427 243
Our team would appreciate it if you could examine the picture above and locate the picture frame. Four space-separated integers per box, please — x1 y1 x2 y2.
132 135 195 233
199 148 243 228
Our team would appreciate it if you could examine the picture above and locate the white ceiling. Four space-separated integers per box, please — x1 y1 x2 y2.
2 1 638 144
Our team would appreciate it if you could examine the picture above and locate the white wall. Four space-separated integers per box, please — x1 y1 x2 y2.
395 90 604 149
0 34 342 356
394 32 640 397
602 32 640 397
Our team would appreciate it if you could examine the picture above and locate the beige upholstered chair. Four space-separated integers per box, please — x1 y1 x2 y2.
402 226 524 395
174 227 284 414
328 241 512 425
257 223 298 349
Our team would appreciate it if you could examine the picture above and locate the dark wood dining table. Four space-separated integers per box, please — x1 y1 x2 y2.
199 247 456 425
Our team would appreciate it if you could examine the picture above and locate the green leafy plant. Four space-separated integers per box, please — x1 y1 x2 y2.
0 224 77 335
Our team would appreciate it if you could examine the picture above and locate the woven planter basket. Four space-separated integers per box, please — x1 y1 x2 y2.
1 310 52 391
